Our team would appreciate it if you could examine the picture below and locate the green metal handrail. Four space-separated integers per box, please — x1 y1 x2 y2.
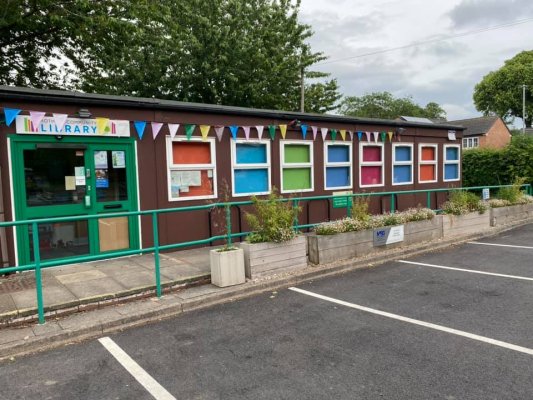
0 183 530 324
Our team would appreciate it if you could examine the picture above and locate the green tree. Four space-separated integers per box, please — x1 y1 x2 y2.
473 50 533 127
338 91 446 120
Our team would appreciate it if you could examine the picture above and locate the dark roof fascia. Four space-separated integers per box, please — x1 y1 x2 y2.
0 85 464 131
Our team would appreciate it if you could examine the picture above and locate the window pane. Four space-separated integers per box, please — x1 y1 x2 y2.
234 169 268 194
284 145 310 163
326 167 350 188
29 221 89 261
236 143 267 164
95 150 128 202
361 166 382 185
362 146 382 162
420 165 436 181
393 165 412 184
421 147 436 161
327 145 350 163
170 169 214 198
283 168 311 190
445 164 459 180
172 142 211 164
446 147 459 161
395 146 412 162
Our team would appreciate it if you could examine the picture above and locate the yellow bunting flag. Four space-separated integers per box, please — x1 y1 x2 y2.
279 124 287 139
96 117 110 135
200 125 210 141
340 129 346 141
387 131 394 142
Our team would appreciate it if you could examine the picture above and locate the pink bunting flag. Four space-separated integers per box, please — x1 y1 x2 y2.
168 123 180 139
243 126 251 140
311 126 318 141
214 126 224 142
200 125 210 141
372 131 379 143
255 125 264 140
365 131 371 142
321 127 328 141
151 122 163 140
348 131 354 141
52 113 68 132
30 111 46 131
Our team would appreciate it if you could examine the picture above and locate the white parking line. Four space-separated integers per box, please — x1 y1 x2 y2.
468 241 533 250
289 287 533 356
398 260 533 282
99 337 176 400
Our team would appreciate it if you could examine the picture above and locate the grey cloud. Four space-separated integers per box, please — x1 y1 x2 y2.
449 0 533 28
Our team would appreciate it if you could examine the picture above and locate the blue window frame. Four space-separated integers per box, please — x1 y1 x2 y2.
392 144 413 185
231 141 271 196
324 142 352 190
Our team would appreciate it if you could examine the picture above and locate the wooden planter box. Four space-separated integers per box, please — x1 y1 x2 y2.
240 236 307 279
210 248 246 287
403 218 443 245
490 203 533 227
441 212 491 238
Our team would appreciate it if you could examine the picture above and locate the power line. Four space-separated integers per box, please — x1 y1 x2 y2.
316 17 533 66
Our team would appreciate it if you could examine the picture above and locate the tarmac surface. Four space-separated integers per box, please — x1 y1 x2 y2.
0 223 532 399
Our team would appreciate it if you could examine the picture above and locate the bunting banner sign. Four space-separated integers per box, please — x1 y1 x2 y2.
380 131 386 142
185 124 196 140
256 125 264 140
30 111 46 130
52 113 68 132
95 117 110 135
134 121 147 140
365 131 371 142
3 108 21 127
168 123 180 139
312 126 318 141
348 131 354 141
200 125 210 141
357 131 363 141
229 125 239 139
301 124 308 139
242 126 251 140
387 131 394 142
214 125 224 142
321 127 328 141
268 125 276 140
279 124 287 139
152 122 163 140
340 129 346 141
331 129 337 142
372 131 379 143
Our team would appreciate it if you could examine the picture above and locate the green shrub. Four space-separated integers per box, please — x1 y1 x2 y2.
497 178 526 204
245 191 300 243
441 191 487 215
352 196 371 222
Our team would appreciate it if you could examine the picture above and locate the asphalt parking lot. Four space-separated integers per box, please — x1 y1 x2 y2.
1 224 532 399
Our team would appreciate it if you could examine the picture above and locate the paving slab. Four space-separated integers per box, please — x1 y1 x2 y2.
0 294 16 314
55 270 107 285
63 277 125 300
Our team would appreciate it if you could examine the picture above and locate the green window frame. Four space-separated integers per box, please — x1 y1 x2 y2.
280 141 314 193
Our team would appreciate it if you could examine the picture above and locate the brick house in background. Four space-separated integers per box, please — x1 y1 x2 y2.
447 116 512 150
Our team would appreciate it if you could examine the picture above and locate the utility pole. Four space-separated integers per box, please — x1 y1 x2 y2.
522 84 527 135
300 67 305 113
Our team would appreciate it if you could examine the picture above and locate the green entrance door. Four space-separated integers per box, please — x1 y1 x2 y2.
11 136 139 266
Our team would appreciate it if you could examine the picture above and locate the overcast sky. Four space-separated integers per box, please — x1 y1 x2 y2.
299 0 533 122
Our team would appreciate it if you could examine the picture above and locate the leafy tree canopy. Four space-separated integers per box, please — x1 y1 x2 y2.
338 91 447 120
0 0 340 112
473 50 533 127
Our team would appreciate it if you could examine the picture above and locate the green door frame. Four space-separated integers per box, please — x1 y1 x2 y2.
10 135 140 266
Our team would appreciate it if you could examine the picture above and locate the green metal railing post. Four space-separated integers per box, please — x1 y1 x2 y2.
152 212 162 298
292 199 299 230
346 196 352 218
390 194 395 214
225 204 232 247
32 221 45 324
426 191 431 209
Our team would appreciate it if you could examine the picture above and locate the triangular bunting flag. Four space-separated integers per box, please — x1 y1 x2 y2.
279 124 287 139
340 129 346 141
380 131 386 142
268 125 276 140
168 123 180 139
30 111 46 131
357 131 363 141
331 129 338 141
4 108 21 127
96 117 110 135
185 124 196 140
214 126 224 142
229 125 239 139
53 113 69 132
311 126 318 141
365 131 371 142
200 125 210 141
255 125 264 140
348 131 354 141
321 127 328 141
243 126 251 140
372 131 379 143
301 124 308 139
151 122 163 140
134 121 147 140
387 131 394 142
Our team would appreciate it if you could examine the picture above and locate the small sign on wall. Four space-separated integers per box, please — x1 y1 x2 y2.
482 188 490 200
332 191 352 208
374 225 405 246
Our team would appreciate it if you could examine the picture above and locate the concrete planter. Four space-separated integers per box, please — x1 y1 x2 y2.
209 248 246 287
441 211 491 238
403 218 443 245
490 203 533 227
240 236 307 279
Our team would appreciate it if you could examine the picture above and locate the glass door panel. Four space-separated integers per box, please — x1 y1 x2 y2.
29 220 89 261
